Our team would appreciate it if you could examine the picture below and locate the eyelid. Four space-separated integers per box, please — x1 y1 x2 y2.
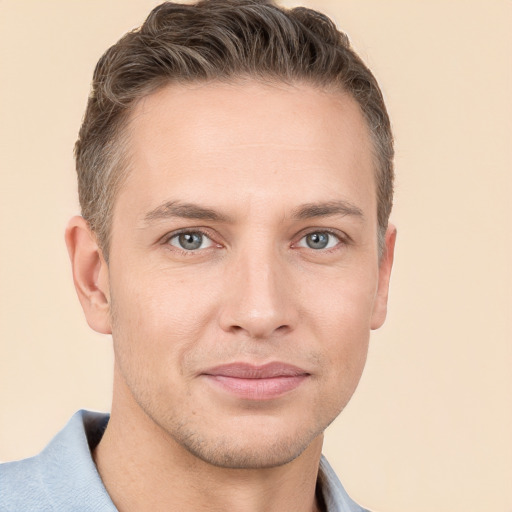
161 227 222 250
159 226 349 253
169 232 213 250
292 228 350 250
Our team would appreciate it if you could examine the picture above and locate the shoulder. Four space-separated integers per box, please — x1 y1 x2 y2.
0 410 114 512
0 455 52 511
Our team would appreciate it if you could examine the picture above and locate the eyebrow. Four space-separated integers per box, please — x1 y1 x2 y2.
292 200 364 221
143 199 364 225
143 201 231 224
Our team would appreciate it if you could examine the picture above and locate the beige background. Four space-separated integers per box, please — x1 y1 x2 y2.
1 1 511 511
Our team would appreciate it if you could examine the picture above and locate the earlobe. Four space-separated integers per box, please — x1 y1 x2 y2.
65 216 112 334
371 224 397 330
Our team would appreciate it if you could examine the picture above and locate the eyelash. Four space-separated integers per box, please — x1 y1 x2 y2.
293 229 348 252
162 227 349 255
163 228 219 255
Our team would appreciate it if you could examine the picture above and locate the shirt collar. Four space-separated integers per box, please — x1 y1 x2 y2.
39 410 367 512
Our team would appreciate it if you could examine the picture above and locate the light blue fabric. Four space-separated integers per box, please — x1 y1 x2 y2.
0 410 369 511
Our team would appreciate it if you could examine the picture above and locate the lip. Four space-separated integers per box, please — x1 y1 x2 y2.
201 362 310 400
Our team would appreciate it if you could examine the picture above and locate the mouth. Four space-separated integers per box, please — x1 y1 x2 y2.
201 362 310 400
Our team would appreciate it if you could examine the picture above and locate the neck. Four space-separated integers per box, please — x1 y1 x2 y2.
93 378 325 512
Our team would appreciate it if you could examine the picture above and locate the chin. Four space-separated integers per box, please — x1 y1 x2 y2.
180 432 317 470
163 414 327 470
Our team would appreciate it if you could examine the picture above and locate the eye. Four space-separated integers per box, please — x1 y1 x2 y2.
168 231 214 251
297 231 340 250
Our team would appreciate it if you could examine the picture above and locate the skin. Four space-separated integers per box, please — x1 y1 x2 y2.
66 81 396 512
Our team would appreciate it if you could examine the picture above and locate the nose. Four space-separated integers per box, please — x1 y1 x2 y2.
218 246 298 340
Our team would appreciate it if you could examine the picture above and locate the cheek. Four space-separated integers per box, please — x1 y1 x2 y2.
304 265 378 338
109 266 218 372
303 270 376 388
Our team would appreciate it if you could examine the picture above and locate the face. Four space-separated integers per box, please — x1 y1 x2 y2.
100 81 394 469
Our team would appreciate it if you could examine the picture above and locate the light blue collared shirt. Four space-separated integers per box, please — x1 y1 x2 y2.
0 410 369 511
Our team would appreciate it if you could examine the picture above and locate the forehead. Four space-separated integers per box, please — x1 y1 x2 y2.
116 80 376 220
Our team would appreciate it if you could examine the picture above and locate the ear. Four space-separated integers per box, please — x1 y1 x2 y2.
371 224 397 330
65 216 112 334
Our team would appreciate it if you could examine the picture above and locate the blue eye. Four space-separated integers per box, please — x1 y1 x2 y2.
298 231 340 250
169 232 213 251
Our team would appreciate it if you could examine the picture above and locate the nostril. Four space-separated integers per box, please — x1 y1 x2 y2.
226 323 290 338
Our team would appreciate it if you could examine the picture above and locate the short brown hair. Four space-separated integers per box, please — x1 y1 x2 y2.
75 0 394 259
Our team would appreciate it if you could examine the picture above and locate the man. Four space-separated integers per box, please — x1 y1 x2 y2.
0 1 395 511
